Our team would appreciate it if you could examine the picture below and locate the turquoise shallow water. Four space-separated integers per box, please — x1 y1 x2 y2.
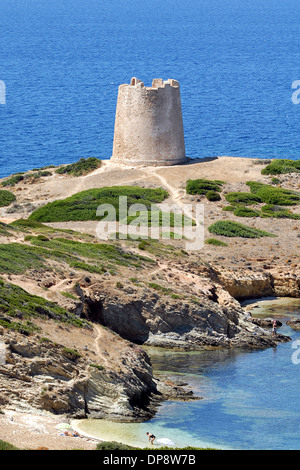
1 0 300 177
74 299 300 450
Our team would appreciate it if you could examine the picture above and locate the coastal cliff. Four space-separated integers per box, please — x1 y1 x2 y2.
74 274 291 351
218 267 300 300
0 325 159 421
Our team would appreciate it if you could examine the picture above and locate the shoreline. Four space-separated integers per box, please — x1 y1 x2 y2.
0 409 100 450
241 296 300 313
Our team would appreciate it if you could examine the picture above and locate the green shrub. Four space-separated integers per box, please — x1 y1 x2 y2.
32 165 56 171
233 206 261 217
123 210 194 227
0 222 15 237
10 218 46 229
246 181 300 206
271 177 280 185
148 282 173 294
29 186 169 223
208 220 275 238
1 170 52 187
186 178 224 195
28 236 152 268
30 170 52 179
69 261 107 274
0 317 40 335
1 173 24 187
225 192 262 205
205 238 228 246
206 190 221 201
222 205 235 212
261 204 300 219
0 190 16 207
60 291 78 300
138 240 150 250
55 157 102 176
62 347 82 358
89 364 105 371
261 159 300 175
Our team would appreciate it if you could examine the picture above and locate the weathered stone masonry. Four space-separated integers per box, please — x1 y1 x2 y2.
112 77 187 166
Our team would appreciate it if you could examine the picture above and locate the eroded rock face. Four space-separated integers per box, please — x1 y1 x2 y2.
0 330 159 421
0 264 296 420
75 280 290 351
217 268 300 300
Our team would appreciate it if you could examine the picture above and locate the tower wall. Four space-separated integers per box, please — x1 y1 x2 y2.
111 78 186 166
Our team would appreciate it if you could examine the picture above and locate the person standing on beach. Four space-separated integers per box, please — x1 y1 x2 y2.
146 432 156 445
272 320 277 337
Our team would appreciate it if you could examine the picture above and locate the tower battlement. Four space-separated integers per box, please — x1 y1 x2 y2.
128 77 180 89
111 77 186 167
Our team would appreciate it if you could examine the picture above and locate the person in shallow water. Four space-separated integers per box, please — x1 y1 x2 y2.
146 432 156 444
272 320 277 337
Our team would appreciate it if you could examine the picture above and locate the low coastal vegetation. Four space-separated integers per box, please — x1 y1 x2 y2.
28 186 169 223
0 222 16 237
0 190 16 207
0 234 153 280
222 182 300 219
208 220 276 238
1 171 52 187
205 190 221 201
261 204 300 219
54 157 102 177
10 218 94 240
246 181 300 205
0 279 86 333
205 238 228 246
186 178 224 200
225 182 300 207
231 206 261 218
261 159 300 175
0 157 102 188
225 192 262 205
123 210 195 227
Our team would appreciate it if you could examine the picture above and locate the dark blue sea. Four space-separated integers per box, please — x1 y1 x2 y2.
0 0 300 178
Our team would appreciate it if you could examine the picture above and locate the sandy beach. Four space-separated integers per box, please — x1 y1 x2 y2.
0 410 100 450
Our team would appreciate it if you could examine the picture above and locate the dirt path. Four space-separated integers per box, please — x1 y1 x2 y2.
141 166 199 226
93 324 103 357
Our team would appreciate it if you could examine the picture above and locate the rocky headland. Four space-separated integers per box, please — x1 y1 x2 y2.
0 156 299 449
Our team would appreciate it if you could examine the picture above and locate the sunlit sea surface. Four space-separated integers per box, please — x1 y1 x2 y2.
0 0 300 178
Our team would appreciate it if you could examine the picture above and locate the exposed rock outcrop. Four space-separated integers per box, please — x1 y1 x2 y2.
286 319 300 331
74 279 290 351
0 328 162 421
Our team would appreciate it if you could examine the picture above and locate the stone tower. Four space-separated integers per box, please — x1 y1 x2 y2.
111 77 186 166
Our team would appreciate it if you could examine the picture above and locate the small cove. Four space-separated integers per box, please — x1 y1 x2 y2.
73 298 300 450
